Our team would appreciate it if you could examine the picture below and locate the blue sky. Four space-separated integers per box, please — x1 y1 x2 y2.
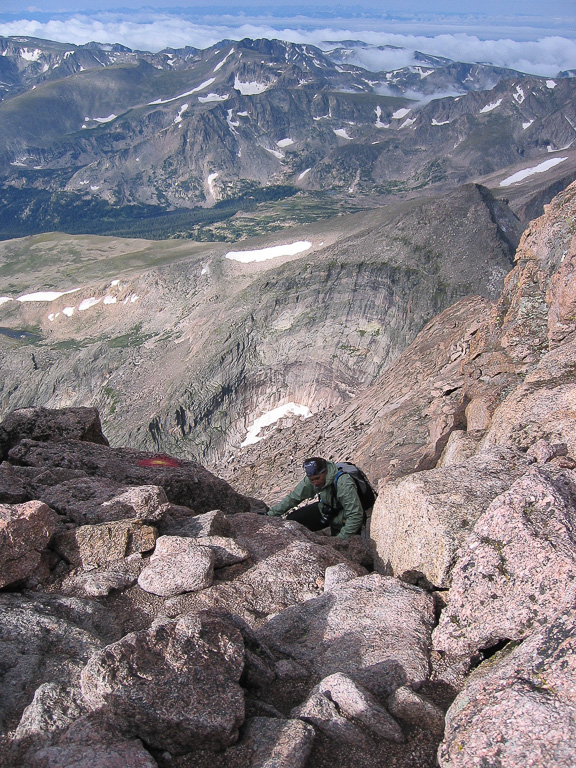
0 2 575 76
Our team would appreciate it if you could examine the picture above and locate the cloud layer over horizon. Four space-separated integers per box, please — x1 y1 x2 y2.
0 10 575 76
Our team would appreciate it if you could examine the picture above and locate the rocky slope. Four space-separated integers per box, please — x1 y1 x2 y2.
0 182 521 464
0 180 575 767
1 36 575 239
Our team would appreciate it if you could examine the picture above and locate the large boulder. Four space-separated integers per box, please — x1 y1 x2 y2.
8 438 251 515
371 447 532 588
0 407 109 461
257 574 434 700
438 605 576 768
0 500 58 588
433 466 576 658
40 479 170 526
80 613 245 755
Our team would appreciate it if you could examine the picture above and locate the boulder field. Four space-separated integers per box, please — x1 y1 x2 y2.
1 181 576 767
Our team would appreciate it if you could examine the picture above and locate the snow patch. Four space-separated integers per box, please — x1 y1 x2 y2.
62 307 75 317
213 48 234 72
546 80 557 89
234 76 269 95
21 48 41 62
375 106 388 128
298 168 311 180
392 108 411 119
17 290 78 302
480 99 502 113
207 172 219 197
265 147 284 159
334 128 352 139
103 295 117 305
174 103 188 124
198 93 228 103
513 85 525 103
92 114 117 123
148 80 215 106
225 240 311 264
78 297 101 311
277 138 294 147
0 297 13 305
400 118 416 129
499 157 568 187
522 119 534 130
241 402 311 447
432 118 450 126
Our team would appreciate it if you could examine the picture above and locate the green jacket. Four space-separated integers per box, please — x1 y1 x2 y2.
267 460 364 539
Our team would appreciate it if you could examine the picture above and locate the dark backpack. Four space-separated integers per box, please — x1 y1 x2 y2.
334 461 378 511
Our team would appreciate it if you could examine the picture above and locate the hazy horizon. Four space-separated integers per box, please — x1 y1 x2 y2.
1 3 575 76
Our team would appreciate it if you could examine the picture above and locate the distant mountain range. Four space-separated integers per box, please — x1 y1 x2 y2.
1 35 575 239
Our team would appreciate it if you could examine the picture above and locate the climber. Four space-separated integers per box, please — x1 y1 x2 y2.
265 456 364 540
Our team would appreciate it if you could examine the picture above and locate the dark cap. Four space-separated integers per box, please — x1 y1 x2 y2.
303 457 327 477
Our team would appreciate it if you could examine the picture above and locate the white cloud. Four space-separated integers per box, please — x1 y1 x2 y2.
0 12 574 77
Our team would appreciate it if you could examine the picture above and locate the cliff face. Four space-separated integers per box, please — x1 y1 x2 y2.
220 181 576 504
0 183 519 464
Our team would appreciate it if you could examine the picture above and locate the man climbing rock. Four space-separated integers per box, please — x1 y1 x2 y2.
266 456 365 540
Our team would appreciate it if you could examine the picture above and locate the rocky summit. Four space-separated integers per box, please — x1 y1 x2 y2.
0 179 575 767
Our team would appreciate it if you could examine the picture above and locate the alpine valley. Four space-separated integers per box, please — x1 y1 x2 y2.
0 33 575 471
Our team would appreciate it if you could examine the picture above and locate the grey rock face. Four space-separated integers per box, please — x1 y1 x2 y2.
313 673 405 743
32 477 169 526
164 508 232 537
324 562 366 591
227 716 316 768
80 613 245 755
0 500 58 588
433 466 576 658
8 438 250 515
0 592 117 733
438 606 576 768
257 574 435 699
60 554 145 598
0 407 109 461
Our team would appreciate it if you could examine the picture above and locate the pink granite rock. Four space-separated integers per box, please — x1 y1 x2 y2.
438 605 576 768
80 612 245 755
0 500 58 588
137 536 214 596
371 447 532 588
52 520 157 568
257 574 434 699
433 466 576 657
